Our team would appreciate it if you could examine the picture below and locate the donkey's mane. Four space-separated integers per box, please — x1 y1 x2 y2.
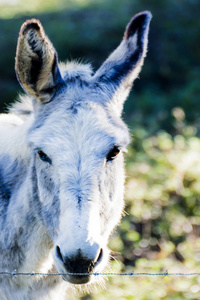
8 95 33 120
59 61 93 81
9 61 93 120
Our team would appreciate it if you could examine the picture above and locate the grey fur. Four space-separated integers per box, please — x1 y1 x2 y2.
0 12 151 299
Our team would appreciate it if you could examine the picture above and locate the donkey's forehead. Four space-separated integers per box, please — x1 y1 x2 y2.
29 98 130 151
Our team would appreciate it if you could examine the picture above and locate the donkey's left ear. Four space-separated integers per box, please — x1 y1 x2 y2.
93 11 152 114
15 19 64 103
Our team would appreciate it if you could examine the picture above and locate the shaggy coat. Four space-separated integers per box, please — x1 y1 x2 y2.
0 12 151 300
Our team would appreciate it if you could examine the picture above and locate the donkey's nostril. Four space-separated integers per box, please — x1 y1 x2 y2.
56 245 64 262
95 248 103 264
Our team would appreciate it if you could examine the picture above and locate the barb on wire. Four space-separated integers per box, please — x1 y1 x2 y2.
162 270 169 278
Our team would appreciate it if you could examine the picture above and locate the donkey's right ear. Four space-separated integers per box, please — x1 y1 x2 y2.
15 19 64 103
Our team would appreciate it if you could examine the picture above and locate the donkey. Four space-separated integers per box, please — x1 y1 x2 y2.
0 11 151 300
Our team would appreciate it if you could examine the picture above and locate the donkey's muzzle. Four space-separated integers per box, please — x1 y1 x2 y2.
55 245 103 284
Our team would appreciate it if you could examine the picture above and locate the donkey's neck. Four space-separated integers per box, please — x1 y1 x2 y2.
0 116 53 275
0 113 32 159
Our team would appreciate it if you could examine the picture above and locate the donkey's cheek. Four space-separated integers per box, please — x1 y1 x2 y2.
99 164 125 236
36 168 61 237
100 180 125 238
40 194 61 238
39 168 56 194
100 194 124 236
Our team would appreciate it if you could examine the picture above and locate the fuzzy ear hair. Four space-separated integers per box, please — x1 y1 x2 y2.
93 11 152 114
15 19 64 103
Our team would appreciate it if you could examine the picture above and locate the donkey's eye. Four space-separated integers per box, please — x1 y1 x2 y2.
106 146 120 161
37 150 51 163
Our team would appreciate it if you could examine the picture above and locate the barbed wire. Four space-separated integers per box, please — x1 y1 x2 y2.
0 270 200 278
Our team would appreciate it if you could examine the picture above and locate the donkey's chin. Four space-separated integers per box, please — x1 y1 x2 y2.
62 273 91 285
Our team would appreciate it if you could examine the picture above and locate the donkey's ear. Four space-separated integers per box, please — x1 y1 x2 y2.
15 19 63 103
93 11 152 113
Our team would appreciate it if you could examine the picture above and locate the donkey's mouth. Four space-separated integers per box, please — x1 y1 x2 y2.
62 273 91 284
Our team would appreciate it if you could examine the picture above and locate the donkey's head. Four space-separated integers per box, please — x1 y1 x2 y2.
15 12 151 285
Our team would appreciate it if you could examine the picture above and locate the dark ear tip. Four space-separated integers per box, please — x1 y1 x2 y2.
20 19 42 35
124 11 152 39
135 11 152 22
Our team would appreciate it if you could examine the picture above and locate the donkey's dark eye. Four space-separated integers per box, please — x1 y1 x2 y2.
106 146 120 161
37 150 51 163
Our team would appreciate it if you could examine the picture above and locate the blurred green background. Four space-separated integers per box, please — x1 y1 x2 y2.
1 0 200 299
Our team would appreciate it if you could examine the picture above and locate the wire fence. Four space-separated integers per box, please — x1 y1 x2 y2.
1 270 200 278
